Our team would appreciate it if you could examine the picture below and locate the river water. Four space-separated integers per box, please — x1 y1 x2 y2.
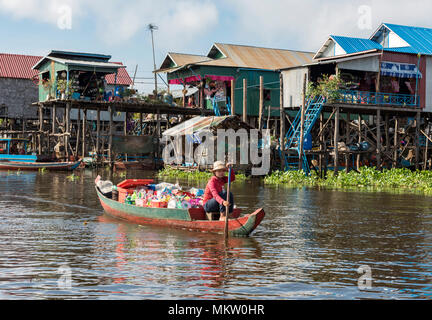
0 169 431 300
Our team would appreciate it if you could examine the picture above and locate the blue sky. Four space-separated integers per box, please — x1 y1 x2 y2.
1 0 432 93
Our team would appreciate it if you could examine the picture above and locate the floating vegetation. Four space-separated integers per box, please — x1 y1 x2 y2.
66 173 80 182
38 167 47 174
158 168 248 181
264 167 432 196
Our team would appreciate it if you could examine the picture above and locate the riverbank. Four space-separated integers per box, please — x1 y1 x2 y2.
264 167 432 195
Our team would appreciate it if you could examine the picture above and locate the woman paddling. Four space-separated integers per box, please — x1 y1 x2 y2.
203 161 235 221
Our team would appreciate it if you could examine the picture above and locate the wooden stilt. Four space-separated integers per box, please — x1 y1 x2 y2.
393 116 398 168
357 114 361 170
376 109 381 169
96 108 100 158
415 111 420 170
82 109 87 157
65 103 70 159
108 105 113 165
298 75 306 171
280 73 285 170
243 79 247 123
259 76 264 130
334 107 340 175
231 79 235 116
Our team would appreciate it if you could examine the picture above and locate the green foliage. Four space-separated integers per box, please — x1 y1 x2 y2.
158 167 248 181
306 74 344 102
264 167 432 196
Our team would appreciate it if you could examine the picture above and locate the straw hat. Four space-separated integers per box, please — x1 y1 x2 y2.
212 161 227 172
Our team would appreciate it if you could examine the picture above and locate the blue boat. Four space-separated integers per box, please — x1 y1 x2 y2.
0 138 81 171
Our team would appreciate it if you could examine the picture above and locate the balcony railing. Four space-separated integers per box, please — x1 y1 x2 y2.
335 90 420 108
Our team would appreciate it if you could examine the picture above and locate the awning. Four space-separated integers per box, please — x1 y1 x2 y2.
380 61 422 78
168 74 234 85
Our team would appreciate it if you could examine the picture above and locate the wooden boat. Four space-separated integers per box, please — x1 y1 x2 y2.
95 186 265 237
0 137 81 171
0 159 82 171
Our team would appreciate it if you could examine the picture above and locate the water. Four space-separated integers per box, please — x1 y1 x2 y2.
0 169 431 300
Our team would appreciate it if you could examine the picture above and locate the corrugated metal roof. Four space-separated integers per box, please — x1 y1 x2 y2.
0 53 131 85
0 53 40 79
158 43 314 72
383 23 432 55
330 36 382 54
198 43 314 70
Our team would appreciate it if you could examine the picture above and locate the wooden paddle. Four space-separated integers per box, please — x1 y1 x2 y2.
224 167 232 240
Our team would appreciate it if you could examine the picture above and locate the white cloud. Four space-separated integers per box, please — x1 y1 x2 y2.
0 0 218 52
222 0 432 52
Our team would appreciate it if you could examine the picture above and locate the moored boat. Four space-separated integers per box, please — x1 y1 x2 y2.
0 137 81 171
95 185 265 237
0 159 82 171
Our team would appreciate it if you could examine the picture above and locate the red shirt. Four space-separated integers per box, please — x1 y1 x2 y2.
203 171 235 204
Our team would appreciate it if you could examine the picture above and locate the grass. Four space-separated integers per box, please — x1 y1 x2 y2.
264 167 432 196
157 167 248 181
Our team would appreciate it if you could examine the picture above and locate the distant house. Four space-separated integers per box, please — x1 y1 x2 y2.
0 51 132 125
156 43 314 120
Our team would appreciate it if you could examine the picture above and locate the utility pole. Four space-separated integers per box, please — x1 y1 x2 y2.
148 23 158 97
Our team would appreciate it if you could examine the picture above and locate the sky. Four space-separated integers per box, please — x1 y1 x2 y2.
1 0 432 94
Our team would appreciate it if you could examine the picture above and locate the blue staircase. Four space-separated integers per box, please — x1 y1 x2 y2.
281 95 326 174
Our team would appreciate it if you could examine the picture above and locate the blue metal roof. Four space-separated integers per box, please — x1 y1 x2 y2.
330 35 382 54
382 23 432 55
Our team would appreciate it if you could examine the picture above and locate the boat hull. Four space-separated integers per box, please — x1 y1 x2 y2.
96 187 265 237
0 160 81 171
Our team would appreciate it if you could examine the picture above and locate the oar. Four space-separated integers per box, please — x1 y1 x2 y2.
224 167 232 240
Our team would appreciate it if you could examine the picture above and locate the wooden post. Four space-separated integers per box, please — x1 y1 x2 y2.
75 107 81 156
385 114 389 153
259 76 264 130
279 74 285 170
65 103 70 159
108 105 113 165
96 108 100 158
298 75 306 171
139 112 143 135
357 114 362 170
415 111 420 170
393 116 398 168
319 112 324 176
38 106 43 155
243 79 247 123
124 111 128 161
52 105 56 135
82 109 87 157
334 107 340 175
231 79 235 116
156 108 161 168
376 109 381 169
424 132 429 170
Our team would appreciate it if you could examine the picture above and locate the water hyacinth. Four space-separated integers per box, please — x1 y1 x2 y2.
158 168 248 181
264 167 432 195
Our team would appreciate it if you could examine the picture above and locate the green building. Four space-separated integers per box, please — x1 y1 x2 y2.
156 43 314 118
32 50 127 102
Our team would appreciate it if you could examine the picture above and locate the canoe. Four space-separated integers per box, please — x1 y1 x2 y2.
95 186 265 237
0 159 82 171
